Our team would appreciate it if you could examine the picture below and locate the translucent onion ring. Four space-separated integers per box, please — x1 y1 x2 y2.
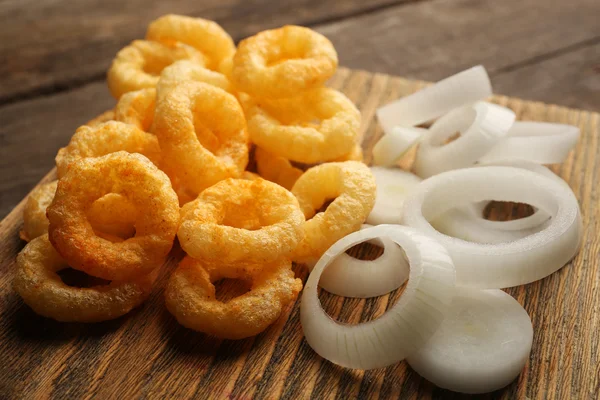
376 65 492 135
414 102 515 178
479 122 580 164
372 126 424 167
402 166 582 288
301 225 456 370
319 225 410 298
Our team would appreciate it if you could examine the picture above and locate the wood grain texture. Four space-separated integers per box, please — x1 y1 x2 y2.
1 68 599 399
0 0 409 103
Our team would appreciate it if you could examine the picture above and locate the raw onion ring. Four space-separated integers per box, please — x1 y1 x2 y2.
479 121 580 164
232 25 337 98
47 152 180 281
14 235 158 323
407 288 533 394
372 126 424 167
376 65 492 134
319 225 410 298
301 224 456 370
366 167 422 225
414 102 515 178
402 166 582 288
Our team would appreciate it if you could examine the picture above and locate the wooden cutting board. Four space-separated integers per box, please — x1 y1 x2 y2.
0 67 598 399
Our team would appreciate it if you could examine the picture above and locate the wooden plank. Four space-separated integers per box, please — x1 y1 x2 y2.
1 68 599 399
0 0 408 103
316 0 600 109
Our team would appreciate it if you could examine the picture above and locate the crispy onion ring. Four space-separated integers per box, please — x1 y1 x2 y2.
107 40 206 99
153 82 249 194
14 235 158 323
165 256 302 339
414 102 515 178
146 14 235 71
319 224 410 298
292 161 376 265
21 183 138 243
479 121 580 164
85 109 115 127
114 88 156 132
20 182 58 242
232 25 337 98
242 88 360 163
47 152 179 281
301 225 456 370
55 121 161 178
178 178 305 265
402 166 582 288
157 60 233 103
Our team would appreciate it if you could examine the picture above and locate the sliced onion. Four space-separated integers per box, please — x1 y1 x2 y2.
301 225 456 370
376 65 492 135
407 289 533 394
414 102 515 178
319 225 409 298
366 167 422 225
402 166 582 288
372 126 425 167
431 161 565 243
479 122 580 164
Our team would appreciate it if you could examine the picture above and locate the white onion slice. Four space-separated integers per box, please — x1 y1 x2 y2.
319 225 409 298
414 102 515 178
407 289 533 394
376 65 492 134
479 122 580 164
301 225 456 370
367 167 422 225
402 166 582 288
431 161 565 243
372 126 425 167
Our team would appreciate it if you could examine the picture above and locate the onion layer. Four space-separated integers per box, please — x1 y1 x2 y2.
366 167 422 225
319 225 410 298
479 122 580 164
301 225 456 370
407 289 533 394
376 65 492 134
372 126 424 167
414 102 515 178
402 166 582 288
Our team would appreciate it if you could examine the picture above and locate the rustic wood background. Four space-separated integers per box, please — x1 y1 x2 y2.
0 0 599 218
1 67 599 399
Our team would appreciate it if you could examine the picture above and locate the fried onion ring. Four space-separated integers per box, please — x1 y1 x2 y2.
153 82 249 194
255 147 304 190
157 60 234 103
14 235 157 322
242 88 359 163
232 25 337 98
114 88 156 132
20 181 58 242
292 161 376 265
21 183 138 243
47 152 179 281
179 178 304 265
146 14 235 71
107 40 206 99
85 109 115 127
165 256 302 339
55 121 161 178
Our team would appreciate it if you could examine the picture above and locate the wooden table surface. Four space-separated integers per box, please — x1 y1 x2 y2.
0 0 599 219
